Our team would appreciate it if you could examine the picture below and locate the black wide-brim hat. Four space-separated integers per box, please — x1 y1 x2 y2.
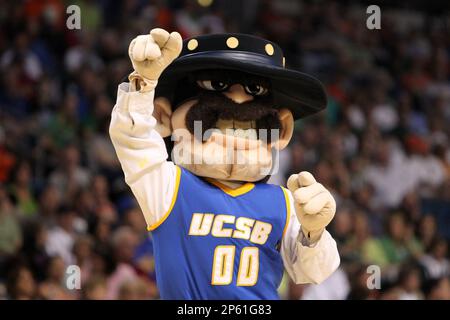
157 33 328 120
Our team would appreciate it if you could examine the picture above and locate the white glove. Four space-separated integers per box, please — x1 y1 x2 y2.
287 171 336 243
128 28 182 82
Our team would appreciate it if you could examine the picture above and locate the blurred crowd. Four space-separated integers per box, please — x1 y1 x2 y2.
0 0 449 300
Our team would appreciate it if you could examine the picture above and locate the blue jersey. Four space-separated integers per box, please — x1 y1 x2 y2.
149 166 290 300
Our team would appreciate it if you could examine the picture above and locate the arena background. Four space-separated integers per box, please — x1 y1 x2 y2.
0 0 449 300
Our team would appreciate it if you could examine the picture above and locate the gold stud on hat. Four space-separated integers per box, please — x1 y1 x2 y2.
226 37 239 49
187 39 198 51
265 43 274 56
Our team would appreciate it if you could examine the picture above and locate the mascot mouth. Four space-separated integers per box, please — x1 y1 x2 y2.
185 91 281 145
211 119 258 140
207 133 262 150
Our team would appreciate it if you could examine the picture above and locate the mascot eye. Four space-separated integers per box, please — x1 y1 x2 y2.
244 84 268 96
197 80 229 92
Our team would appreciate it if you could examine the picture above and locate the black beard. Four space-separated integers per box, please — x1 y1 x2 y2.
184 91 281 142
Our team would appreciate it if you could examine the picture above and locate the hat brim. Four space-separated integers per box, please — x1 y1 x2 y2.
159 51 328 120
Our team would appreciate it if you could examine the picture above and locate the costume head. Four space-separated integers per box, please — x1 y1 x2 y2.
153 33 327 182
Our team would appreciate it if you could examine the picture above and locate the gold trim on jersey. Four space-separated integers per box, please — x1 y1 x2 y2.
205 179 255 197
281 187 291 238
147 165 182 231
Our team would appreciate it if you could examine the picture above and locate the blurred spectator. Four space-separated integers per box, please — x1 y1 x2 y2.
1 31 42 81
49 144 91 200
0 126 16 183
7 160 38 218
21 222 50 281
344 210 379 266
6 264 37 300
419 238 450 280
45 206 79 265
73 235 94 285
117 278 150 300
38 184 62 222
391 264 424 300
0 185 22 260
105 226 139 299
417 214 438 249
43 92 80 149
361 212 423 281
125 206 158 296
82 275 108 300
38 256 76 300
423 277 450 300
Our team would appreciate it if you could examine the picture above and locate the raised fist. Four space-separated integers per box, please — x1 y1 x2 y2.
128 28 182 81
287 171 336 243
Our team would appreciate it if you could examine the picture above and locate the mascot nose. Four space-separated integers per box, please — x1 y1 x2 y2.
223 84 254 104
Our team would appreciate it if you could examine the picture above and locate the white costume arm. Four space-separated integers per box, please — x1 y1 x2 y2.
109 82 177 229
281 191 340 284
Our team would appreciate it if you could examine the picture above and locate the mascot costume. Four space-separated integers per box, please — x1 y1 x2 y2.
110 28 340 299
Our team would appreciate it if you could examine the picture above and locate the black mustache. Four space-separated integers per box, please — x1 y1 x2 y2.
185 91 281 139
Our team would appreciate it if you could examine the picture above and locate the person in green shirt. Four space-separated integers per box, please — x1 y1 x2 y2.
362 212 423 271
7 160 38 218
0 184 23 257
